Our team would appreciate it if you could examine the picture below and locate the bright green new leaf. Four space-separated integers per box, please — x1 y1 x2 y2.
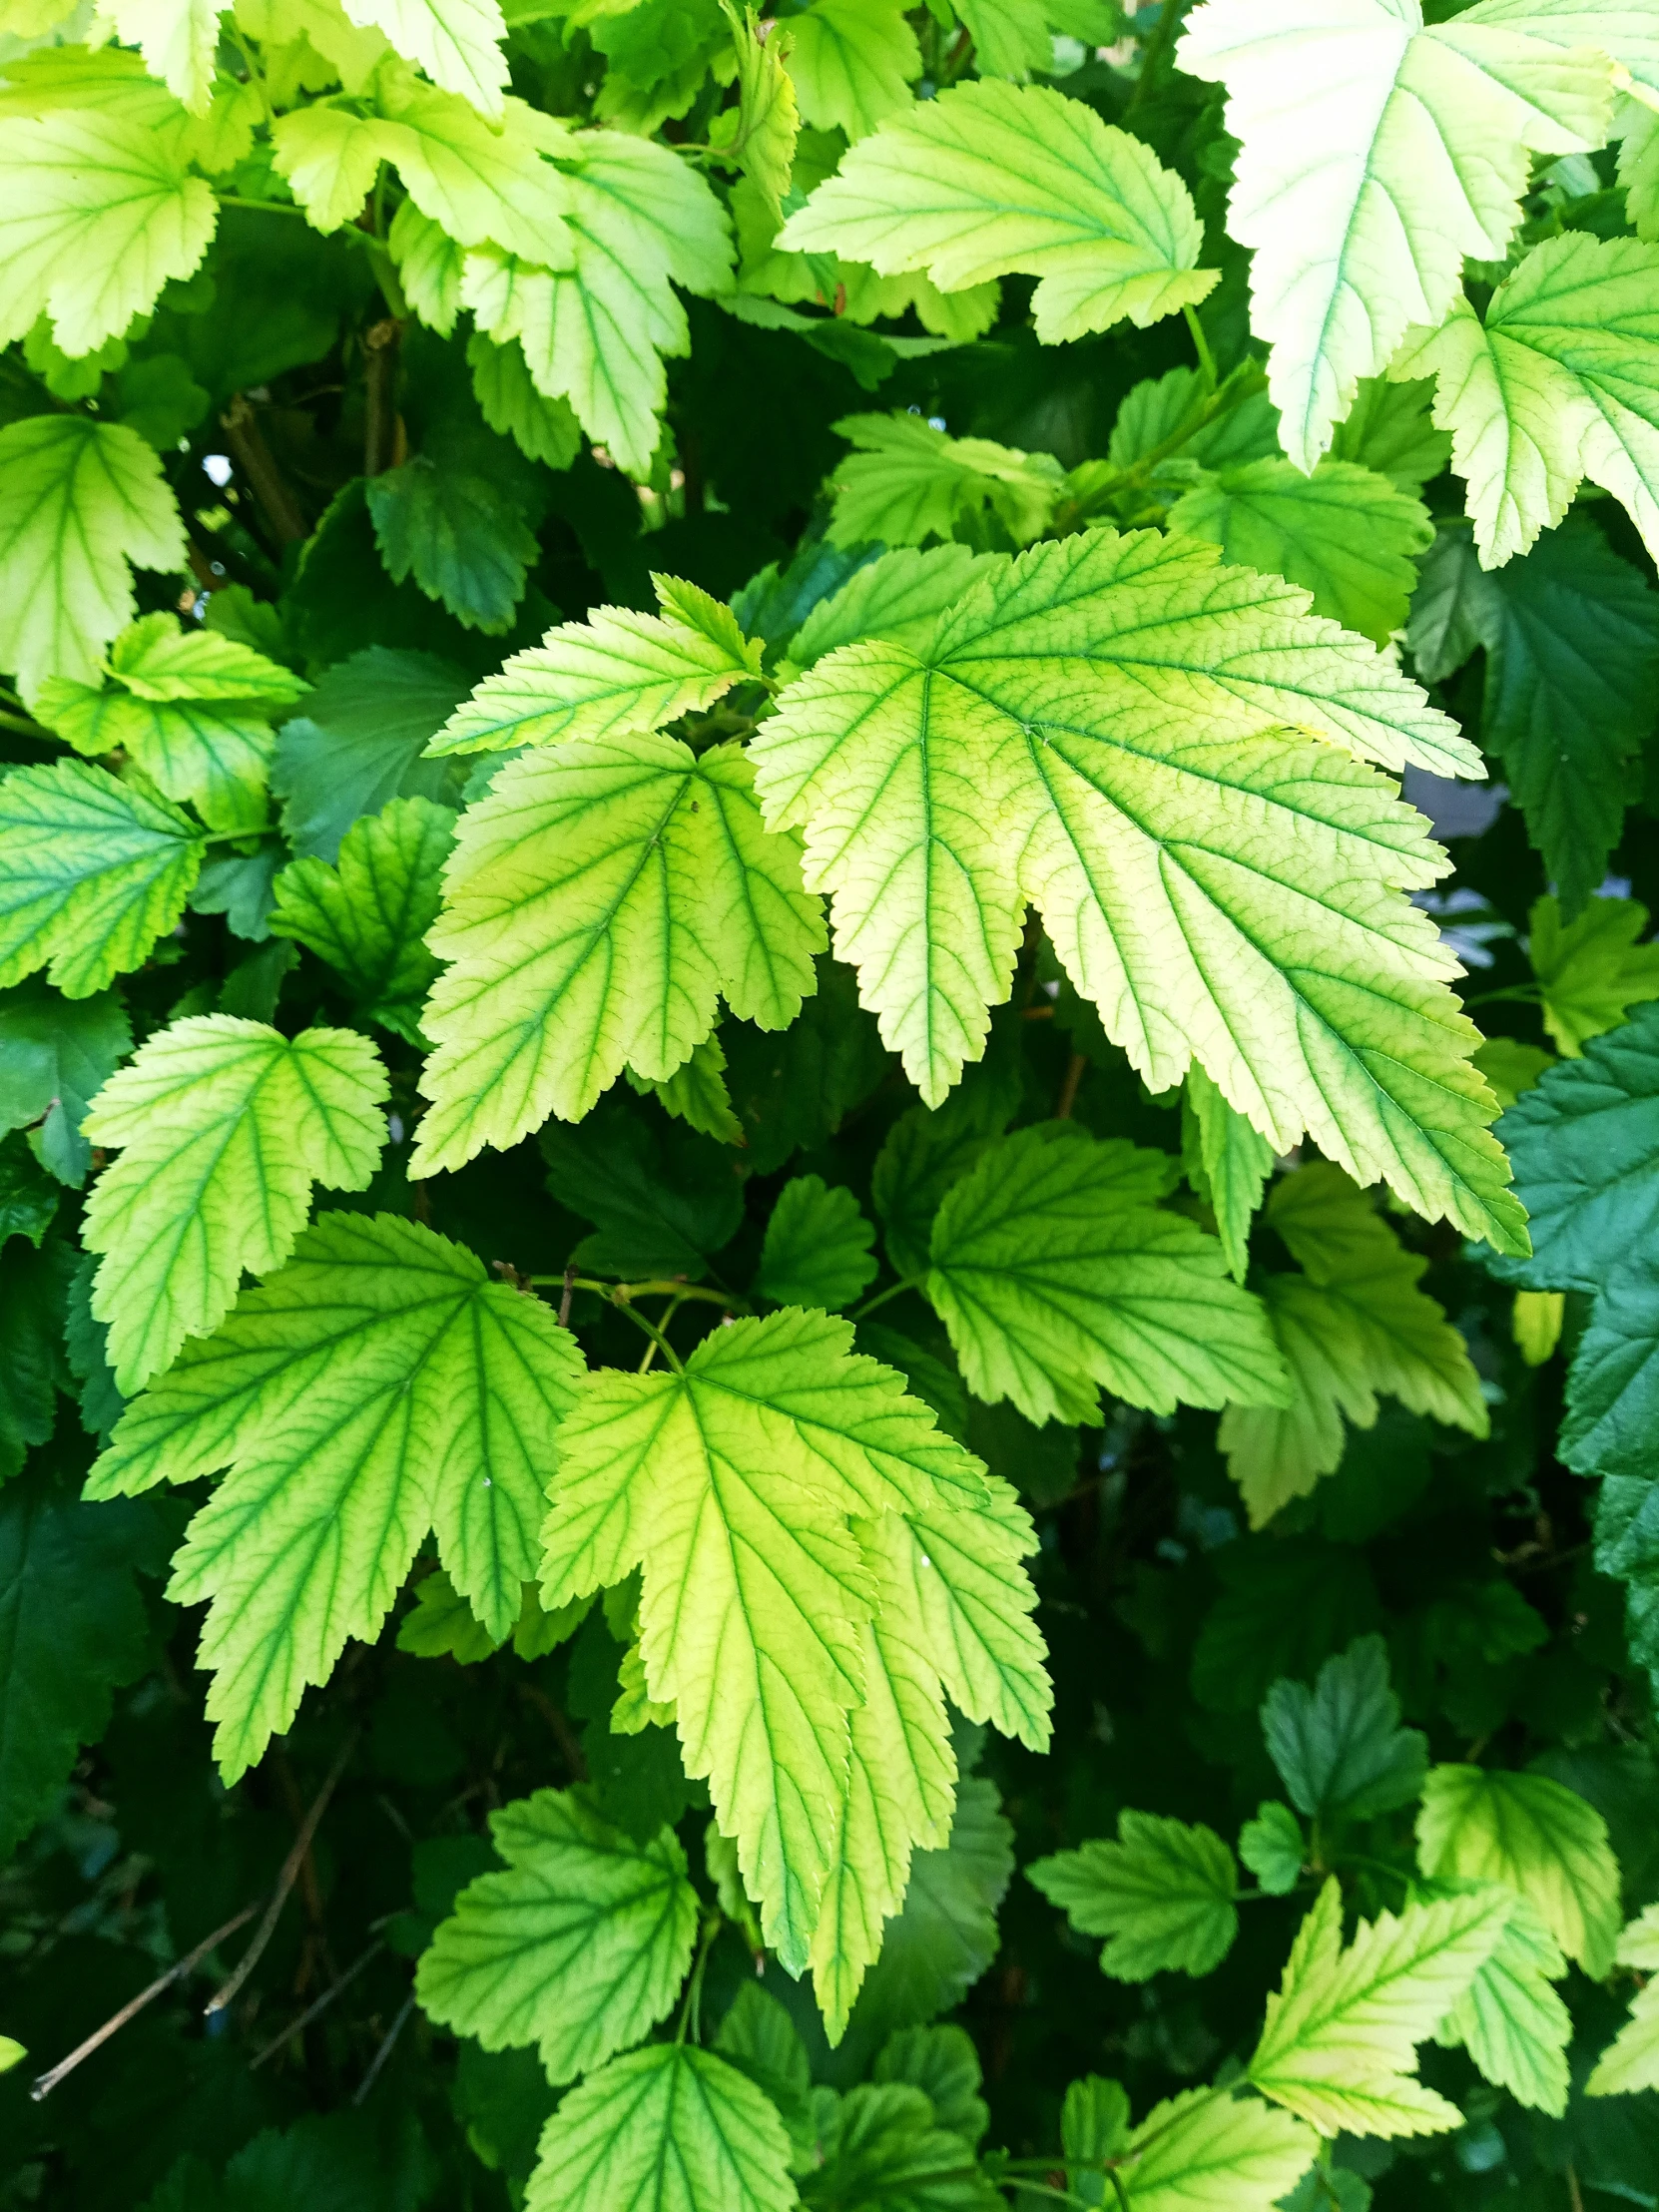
926 1122 1289 1426
0 762 204 1000
539 1309 1047 1977
85 1213 586 1782
1181 1064 1273 1286
721 5 799 227
828 412 1064 550
346 0 509 115
415 1787 698 2082
779 79 1216 341
1587 1903 1659 2096
1179 0 1636 471
1395 232 1659 569
466 329 583 469
105 0 227 111
0 416 190 695
1029 1813 1240 1982
1220 1164 1489 1527
374 80 571 263
271 103 389 233
1621 92 1659 237
1248 1877 1509 2137
413 731 822 1169
1169 459 1433 647
1119 2088 1318 2212
788 543 998 669
1262 1636 1428 1824
1240 1804 1306 1897
81 1014 388 1393
0 2037 21 2077
430 577 763 756
1435 1888 1571 2116
523 2042 795 2212
1529 892 1659 1057
1415 1763 1621 1976
751 530 1521 1256
270 796 455 1039
786 0 918 141
756 1174 877 1311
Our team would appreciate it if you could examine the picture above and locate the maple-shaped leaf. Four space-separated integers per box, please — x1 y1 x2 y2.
1432 1886 1571 2117
467 329 583 468
345 0 509 116
1178 0 1648 470
756 1174 877 1312
1119 2088 1318 2212
1030 1813 1240 1981
373 78 573 263
926 1122 1289 1425
1262 1636 1427 1825
1587 1904 1659 2096
416 1787 698 2082
81 1014 387 1394
1528 893 1659 1058
1416 1764 1621 1976
412 732 823 1171
786 0 918 141
1248 1878 1509 2137
1220 1164 1490 1527
750 532 1520 1255
780 79 1216 341
85 1213 585 1783
539 1309 1048 1985
828 411 1064 550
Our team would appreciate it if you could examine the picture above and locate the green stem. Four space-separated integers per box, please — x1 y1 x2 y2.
0 706 54 742
1125 0 1180 114
1001 2184 1095 2211
847 1279 920 1322
603 1298 685 1374
1184 302 1218 393
230 23 276 134
215 194 309 220
640 1295 685 1374
530 1276 745 1312
1462 983 1542 1009
674 1918 721 2043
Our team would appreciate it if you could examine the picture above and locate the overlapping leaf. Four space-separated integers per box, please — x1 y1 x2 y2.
1416 1764 1621 1975
1030 1814 1240 1981
270 797 455 1039
1588 1904 1659 2095
1119 2090 1317 2212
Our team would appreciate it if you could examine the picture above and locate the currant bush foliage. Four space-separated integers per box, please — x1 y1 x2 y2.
5 5 1659 2211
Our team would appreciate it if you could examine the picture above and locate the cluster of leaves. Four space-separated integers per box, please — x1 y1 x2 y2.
5 2 1659 2210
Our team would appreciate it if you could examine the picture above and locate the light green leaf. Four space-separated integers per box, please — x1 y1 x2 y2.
1061 2074 1129 2209
271 102 389 232
415 1787 698 2082
374 79 572 263
0 2036 21 2077
430 577 763 756
539 1308 1046 1976
1169 459 1432 647
270 796 455 1037
722 4 799 227
365 455 538 634
103 0 226 112
956 0 1051 81
927 1122 1289 1426
786 0 918 141
753 530 1519 1256
1248 1877 1508 2138
467 328 583 469
789 543 998 669
1029 1813 1240 1981
81 1013 387 1393
1415 1764 1622 1976
344 0 509 115
0 761 204 999
1394 232 1659 569
1239 1803 1306 1897
828 411 1065 551
1529 891 1659 1057
0 109 217 358
780 79 1215 341
396 1564 499 1662
757 1174 877 1311
1120 2088 1318 2212
1328 376 1451 494
1262 1636 1427 1825
1435 1888 1571 2116
1620 92 1659 238
389 195 466 333
0 416 189 695
1587 1903 1659 2096
523 2043 795 2212
1178 0 1632 470
1220 1164 1490 1528
85 1212 586 1782
414 731 822 1168
1181 1063 1273 1286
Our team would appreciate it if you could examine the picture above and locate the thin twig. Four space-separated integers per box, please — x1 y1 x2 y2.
362 318 404 477
31 1903 260 2100
207 1734 356 2016
352 1990 415 2105
221 395 308 546
558 1263 576 1329
251 1939 386 2069
1055 1051 1087 1120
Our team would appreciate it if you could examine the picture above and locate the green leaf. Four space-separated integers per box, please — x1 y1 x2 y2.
789 544 998 670
1119 2088 1318 2212
1179 0 1631 470
1239 1804 1306 1897
1192 1536 1380 1715
873 1094 1003 1289
874 2024 988 2147
0 980 131 1187
270 795 456 1037
1061 2074 1129 2209
786 0 918 141
1248 1877 1508 2138
1169 458 1433 647
0 1134 58 1252
81 1013 388 1392
1220 1164 1490 1528
802 2080 994 2210
0 1241 69 1484
955 0 1051 81
539 1309 1046 1976
1415 1763 1622 1976
85 1212 586 1782
0 761 205 999
1328 376 1451 493
926 1122 1288 1426
780 79 1216 341
271 102 390 233
415 1787 698 2082
466 328 583 469
396 1564 500 1663
1261 1636 1427 1825
1181 1064 1273 1285
374 82 562 254
756 1174 877 1311
1434 1887 1571 2117
543 1112 745 1279
828 412 1064 551
1587 1903 1659 2096
0 110 217 358
413 732 823 1170
722 5 799 228
632 1029 745 1147
365 456 539 635
1529 892 1659 1058
429 577 764 757
752 529 1520 1255
0 416 189 694
272 646 471 862
1394 232 1659 569
1030 1813 1240 1982
523 2042 795 2212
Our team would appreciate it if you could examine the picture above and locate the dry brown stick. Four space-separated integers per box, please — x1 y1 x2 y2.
1054 1050 1087 1121
206 1733 356 2018
352 1989 415 2106
362 317 404 476
250 1938 386 2069
31 1902 259 2101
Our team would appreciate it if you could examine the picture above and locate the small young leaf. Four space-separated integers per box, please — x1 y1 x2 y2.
1029 1813 1240 1981
756 1174 877 1312
1529 893 1659 1059
1261 1636 1428 1825
1240 1804 1306 1898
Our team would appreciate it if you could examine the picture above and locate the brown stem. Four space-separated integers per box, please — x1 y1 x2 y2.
352 1990 415 2105
221 395 308 546
207 1733 356 2017
251 1938 385 2069
1055 1050 1087 1120
31 1903 260 2099
363 318 404 477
